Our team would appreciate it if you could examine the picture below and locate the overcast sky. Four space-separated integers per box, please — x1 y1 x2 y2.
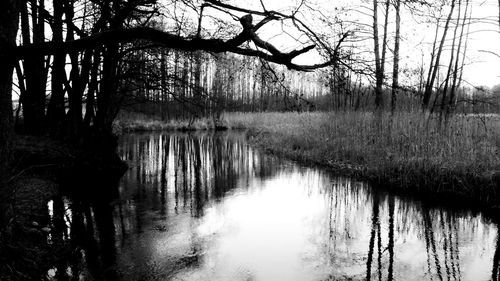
223 0 500 88
460 0 500 88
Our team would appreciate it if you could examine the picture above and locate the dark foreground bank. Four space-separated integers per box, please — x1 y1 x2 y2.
0 136 127 281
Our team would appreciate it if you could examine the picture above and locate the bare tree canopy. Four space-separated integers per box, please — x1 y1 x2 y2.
12 0 348 71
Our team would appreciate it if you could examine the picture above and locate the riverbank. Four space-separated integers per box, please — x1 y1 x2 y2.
225 111 500 208
114 111 233 132
116 110 500 207
1 136 127 280
0 136 71 280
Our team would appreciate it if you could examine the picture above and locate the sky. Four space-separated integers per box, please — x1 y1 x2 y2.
218 0 500 88
459 0 500 88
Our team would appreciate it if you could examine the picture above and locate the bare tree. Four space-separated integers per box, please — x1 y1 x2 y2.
391 0 401 114
439 0 462 120
446 0 471 119
372 0 384 110
423 0 456 110
0 0 21 229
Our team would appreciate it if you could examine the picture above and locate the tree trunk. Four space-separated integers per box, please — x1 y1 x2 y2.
47 0 66 136
423 18 440 108
194 51 203 116
96 44 119 134
391 0 401 115
83 49 100 129
423 0 456 110
22 0 48 135
372 0 385 110
160 50 167 120
381 0 390 77
447 0 471 119
440 0 462 123
0 0 20 228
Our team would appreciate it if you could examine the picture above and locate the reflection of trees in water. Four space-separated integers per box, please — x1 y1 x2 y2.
320 175 488 281
421 207 465 281
326 179 367 243
41 132 498 280
492 224 500 281
363 193 395 281
118 131 284 254
387 194 395 280
366 193 380 281
362 195 478 281
359 196 466 281
119 132 281 214
46 178 121 280
43 132 282 280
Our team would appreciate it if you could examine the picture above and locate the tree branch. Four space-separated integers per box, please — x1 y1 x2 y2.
14 14 336 71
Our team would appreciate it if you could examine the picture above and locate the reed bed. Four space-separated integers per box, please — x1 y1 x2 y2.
115 111 228 132
224 111 500 205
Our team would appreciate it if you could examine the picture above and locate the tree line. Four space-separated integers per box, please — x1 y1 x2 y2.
121 0 495 120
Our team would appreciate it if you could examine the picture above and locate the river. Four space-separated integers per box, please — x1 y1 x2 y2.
46 131 500 281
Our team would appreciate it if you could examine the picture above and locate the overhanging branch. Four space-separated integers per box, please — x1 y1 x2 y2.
14 14 338 71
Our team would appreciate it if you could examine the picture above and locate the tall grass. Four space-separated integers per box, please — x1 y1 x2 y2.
114 111 229 132
224 111 500 204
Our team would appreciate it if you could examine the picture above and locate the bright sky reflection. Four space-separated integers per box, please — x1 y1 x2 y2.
107 132 499 281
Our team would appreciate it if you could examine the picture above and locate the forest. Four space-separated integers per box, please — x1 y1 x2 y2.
1 0 500 280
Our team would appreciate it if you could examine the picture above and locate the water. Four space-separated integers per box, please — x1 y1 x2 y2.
46 131 500 280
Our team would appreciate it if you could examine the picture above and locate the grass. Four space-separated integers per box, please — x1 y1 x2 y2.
222 111 500 207
114 111 232 132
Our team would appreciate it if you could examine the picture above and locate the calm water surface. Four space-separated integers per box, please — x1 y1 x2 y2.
48 132 500 280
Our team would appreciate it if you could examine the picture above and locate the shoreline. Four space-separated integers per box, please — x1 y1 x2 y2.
1 135 128 280
246 128 500 213
8 110 499 217
116 111 500 212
